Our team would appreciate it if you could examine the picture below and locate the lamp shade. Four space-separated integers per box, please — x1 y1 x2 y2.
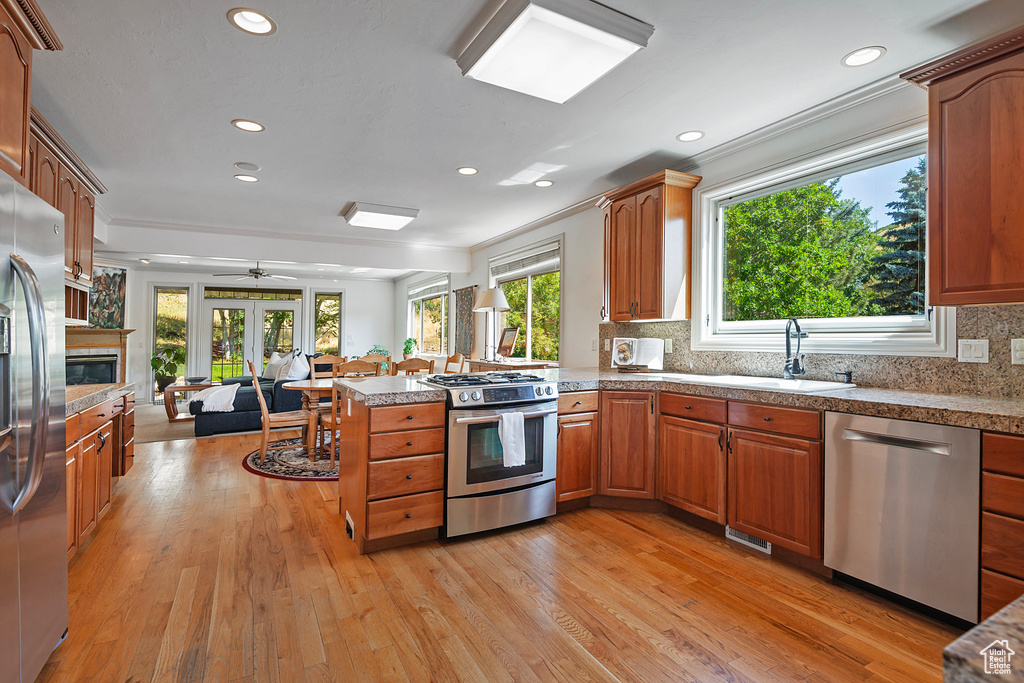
473 287 510 312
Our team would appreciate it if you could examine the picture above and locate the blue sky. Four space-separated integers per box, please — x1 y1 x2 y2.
833 154 924 230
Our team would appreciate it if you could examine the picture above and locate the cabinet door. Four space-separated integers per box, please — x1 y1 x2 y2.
602 203 611 320
78 432 98 544
557 412 598 502
76 188 95 285
929 50 1024 305
0 5 31 185
659 415 726 523
65 443 78 560
727 427 822 558
600 391 656 498
31 135 59 207
608 196 636 321
57 163 79 277
634 186 663 319
96 423 112 519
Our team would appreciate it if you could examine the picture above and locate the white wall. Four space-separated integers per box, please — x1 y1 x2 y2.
124 267 394 400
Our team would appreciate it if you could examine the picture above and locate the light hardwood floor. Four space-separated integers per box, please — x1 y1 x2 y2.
40 434 961 682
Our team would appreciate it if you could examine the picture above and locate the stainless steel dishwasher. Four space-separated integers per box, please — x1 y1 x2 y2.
824 412 980 622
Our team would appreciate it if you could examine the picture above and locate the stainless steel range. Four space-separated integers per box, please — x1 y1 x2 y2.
420 373 558 538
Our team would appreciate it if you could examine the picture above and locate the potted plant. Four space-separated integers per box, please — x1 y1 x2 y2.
151 346 187 392
403 337 417 358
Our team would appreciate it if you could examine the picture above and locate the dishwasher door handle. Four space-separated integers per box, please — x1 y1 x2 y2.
841 428 951 456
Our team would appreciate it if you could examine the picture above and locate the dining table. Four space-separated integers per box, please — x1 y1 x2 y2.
281 378 335 459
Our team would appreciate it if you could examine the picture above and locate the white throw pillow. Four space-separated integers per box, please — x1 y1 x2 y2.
262 351 288 380
277 353 310 382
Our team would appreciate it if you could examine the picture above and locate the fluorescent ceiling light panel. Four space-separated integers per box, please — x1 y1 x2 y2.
457 0 653 104
343 202 419 230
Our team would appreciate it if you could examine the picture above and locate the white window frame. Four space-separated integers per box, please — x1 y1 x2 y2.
691 125 955 357
488 237 563 362
311 291 344 356
408 275 450 355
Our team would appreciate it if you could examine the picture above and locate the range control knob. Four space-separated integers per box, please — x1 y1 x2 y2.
535 386 543 396
459 391 469 402
471 391 482 401
544 385 554 395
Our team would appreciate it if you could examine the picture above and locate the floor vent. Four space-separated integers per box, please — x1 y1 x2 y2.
725 526 771 554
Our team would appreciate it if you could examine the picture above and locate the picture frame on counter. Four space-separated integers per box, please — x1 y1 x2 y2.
496 327 519 357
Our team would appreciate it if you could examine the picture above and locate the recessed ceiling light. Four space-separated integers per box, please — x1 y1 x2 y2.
841 46 886 67
138 258 150 264
234 174 259 183
316 268 325 271
457 167 478 175
231 119 265 132
343 202 419 230
534 180 554 188
227 8 277 36
234 161 261 172
178 260 190 264
676 130 704 142
457 0 654 104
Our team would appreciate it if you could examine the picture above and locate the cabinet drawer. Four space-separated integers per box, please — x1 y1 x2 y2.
984 472 1024 519
123 420 135 445
125 408 135 429
369 428 444 461
123 392 136 411
66 414 80 447
558 391 598 415
661 393 726 423
369 403 445 433
982 511 1024 578
981 569 1024 620
366 491 443 540
367 454 444 501
123 438 134 475
80 399 114 436
983 433 1024 477
728 402 820 439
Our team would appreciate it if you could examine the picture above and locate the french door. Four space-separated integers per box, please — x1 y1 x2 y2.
200 299 302 382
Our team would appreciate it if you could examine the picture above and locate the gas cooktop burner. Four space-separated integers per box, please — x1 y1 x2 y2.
421 372 546 388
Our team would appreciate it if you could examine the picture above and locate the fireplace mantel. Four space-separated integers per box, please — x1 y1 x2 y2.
66 328 134 382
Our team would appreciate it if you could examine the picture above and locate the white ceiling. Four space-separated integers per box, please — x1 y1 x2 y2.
30 0 1024 276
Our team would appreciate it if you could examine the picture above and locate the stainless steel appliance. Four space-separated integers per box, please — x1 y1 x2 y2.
824 412 980 622
1 171 68 683
421 373 558 538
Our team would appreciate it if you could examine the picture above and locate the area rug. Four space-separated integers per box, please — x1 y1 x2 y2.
242 438 339 481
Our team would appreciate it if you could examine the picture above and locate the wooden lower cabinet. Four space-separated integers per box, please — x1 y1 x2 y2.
727 427 822 558
981 569 1024 620
77 430 98 546
980 431 1024 617
65 442 78 560
557 411 598 502
658 415 726 523
96 423 112 519
600 391 656 498
66 405 119 560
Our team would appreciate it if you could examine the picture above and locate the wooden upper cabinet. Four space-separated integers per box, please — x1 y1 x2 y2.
903 27 1024 305
57 162 79 276
601 170 700 321
0 3 31 184
76 188 95 285
600 391 656 498
30 133 58 206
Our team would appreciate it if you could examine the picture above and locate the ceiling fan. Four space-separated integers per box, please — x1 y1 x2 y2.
211 261 297 281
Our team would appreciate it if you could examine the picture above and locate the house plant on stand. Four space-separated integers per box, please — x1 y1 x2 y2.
403 337 417 359
151 346 187 393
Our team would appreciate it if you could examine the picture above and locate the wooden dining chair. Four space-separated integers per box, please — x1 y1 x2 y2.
391 357 435 376
319 359 380 464
359 353 390 376
443 353 465 374
248 361 310 466
310 354 347 380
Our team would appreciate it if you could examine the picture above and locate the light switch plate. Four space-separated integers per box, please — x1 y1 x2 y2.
1012 338 1024 365
604 338 610 351
957 339 989 363
665 338 673 354
592 338 597 351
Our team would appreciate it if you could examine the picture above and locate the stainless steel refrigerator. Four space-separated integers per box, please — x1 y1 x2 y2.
1 169 68 683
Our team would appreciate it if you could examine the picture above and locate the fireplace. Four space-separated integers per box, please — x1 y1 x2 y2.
66 355 118 385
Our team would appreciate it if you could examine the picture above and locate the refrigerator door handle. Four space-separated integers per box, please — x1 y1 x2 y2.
5 253 49 514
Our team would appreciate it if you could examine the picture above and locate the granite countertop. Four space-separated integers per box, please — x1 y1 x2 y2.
66 383 135 416
335 367 1024 430
945 595 1024 681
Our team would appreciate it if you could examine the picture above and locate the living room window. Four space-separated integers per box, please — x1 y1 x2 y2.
408 277 449 355
692 128 953 356
152 286 189 396
491 239 561 362
314 292 342 355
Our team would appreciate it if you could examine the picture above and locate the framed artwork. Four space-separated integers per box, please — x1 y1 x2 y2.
89 265 127 329
496 327 519 357
454 285 476 357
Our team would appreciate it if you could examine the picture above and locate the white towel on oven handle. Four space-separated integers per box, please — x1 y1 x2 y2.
498 411 526 467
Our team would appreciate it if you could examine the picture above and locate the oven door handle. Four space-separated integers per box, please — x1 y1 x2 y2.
454 407 557 425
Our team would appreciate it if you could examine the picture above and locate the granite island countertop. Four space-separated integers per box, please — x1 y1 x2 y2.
66 383 135 416
945 595 1024 681
336 367 1024 431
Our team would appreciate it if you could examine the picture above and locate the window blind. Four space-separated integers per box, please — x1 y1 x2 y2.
408 275 450 300
489 241 561 281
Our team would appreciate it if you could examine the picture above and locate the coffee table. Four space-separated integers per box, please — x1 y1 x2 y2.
163 382 218 422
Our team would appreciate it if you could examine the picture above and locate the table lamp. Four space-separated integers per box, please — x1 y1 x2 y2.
473 287 510 361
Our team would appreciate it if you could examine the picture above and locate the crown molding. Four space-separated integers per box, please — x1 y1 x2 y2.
0 0 61 50
94 201 113 226
469 195 598 254
30 108 106 194
901 26 1024 86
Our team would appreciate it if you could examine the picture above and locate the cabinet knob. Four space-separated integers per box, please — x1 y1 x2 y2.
406 415 414 420
406 474 413 480
684 405 692 410
574 401 582 406
405 513 412 519
406 441 413 446
763 416 772 422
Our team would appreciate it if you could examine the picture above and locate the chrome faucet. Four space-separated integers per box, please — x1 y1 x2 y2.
784 318 807 379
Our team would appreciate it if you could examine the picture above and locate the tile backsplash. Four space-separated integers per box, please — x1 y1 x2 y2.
598 304 1024 397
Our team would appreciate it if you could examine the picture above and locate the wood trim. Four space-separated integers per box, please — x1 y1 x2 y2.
602 169 702 203
901 26 1024 86
0 0 60 50
30 107 106 194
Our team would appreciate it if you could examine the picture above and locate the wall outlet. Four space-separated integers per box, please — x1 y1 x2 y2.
957 339 989 363
592 338 597 351
1012 339 1024 365
604 338 610 351
665 338 673 354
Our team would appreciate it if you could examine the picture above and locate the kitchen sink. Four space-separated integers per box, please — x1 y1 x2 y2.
660 373 856 393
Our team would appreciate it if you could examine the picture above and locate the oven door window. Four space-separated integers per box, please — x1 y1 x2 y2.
465 416 545 484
